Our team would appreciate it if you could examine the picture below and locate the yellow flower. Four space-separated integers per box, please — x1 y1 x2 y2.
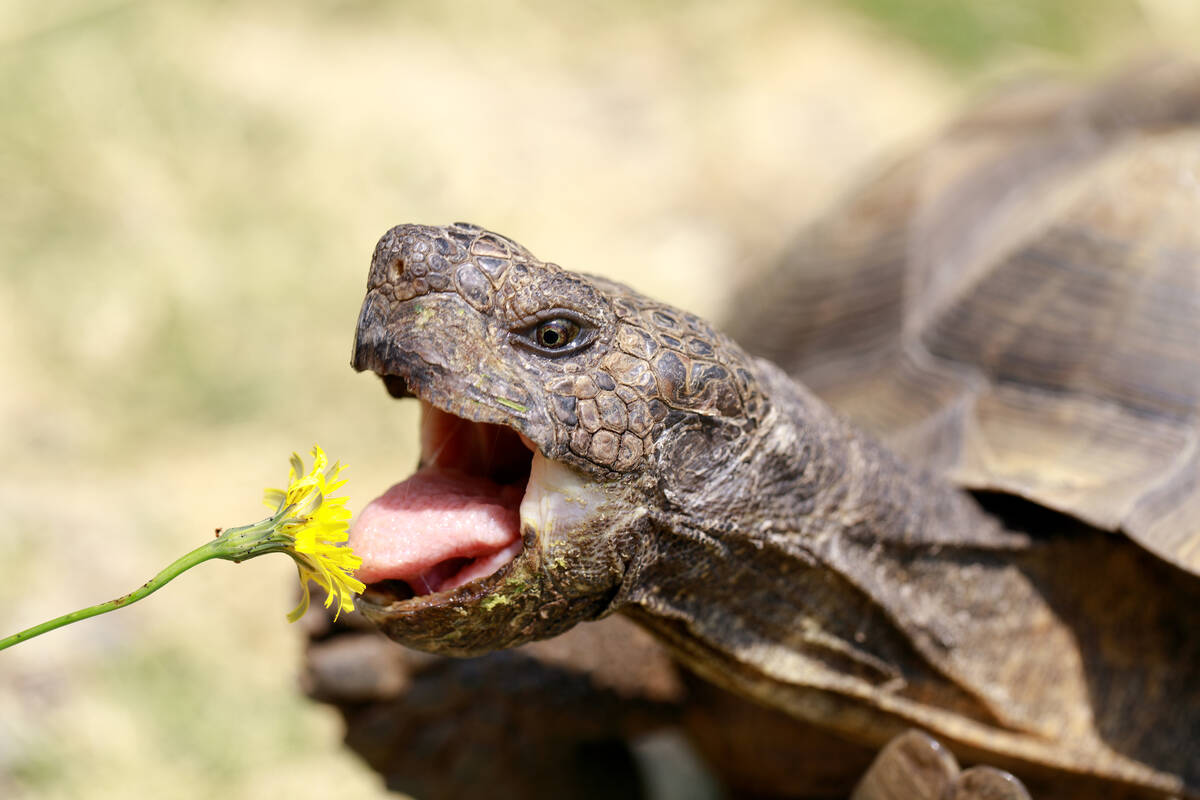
0 444 366 653
264 445 364 622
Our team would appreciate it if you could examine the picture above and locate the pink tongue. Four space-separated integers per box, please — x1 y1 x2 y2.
350 466 524 590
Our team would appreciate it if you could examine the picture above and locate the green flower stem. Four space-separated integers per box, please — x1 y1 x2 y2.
1 446 360 653
0 520 285 653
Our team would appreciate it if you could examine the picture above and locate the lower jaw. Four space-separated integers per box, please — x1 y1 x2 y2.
350 400 536 602
360 536 526 604
354 463 627 655
350 401 608 616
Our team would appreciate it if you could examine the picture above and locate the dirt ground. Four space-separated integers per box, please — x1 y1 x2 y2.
0 1 1192 798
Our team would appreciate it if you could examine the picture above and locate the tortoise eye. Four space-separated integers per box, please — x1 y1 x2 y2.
514 313 595 357
536 319 579 349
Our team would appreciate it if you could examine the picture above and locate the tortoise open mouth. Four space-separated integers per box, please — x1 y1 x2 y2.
352 385 536 608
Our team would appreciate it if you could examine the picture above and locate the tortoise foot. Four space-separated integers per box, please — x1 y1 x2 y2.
851 730 1031 800
948 767 1033 800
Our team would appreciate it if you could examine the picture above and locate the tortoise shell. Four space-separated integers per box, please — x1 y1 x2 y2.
728 60 1200 575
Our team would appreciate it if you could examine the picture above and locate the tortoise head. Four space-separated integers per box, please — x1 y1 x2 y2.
349 222 767 655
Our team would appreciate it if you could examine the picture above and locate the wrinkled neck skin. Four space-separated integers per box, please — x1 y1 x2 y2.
615 359 1188 796
616 357 1024 711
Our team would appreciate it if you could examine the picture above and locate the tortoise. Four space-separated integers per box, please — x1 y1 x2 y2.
305 60 1200 799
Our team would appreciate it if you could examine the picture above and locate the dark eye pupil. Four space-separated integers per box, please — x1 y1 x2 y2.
537 319 576 349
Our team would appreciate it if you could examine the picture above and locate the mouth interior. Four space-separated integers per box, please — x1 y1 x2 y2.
351 397 534 604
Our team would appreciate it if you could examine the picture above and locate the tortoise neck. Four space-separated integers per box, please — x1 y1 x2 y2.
616 357 1029 740
640 359 1014 564
780 377 1010 556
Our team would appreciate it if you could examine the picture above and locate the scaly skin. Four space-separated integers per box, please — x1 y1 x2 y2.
350 222 1200 799
352 222 764 654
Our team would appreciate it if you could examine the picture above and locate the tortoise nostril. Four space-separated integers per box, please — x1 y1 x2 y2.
390 256 405 280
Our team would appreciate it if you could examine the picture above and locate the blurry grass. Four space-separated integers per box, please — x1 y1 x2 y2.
834 0 1140 69
10 641 334 794
0 0 1186 798
0 0 956 459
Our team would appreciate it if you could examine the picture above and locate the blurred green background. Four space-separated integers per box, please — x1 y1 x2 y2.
1 1 1195 798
